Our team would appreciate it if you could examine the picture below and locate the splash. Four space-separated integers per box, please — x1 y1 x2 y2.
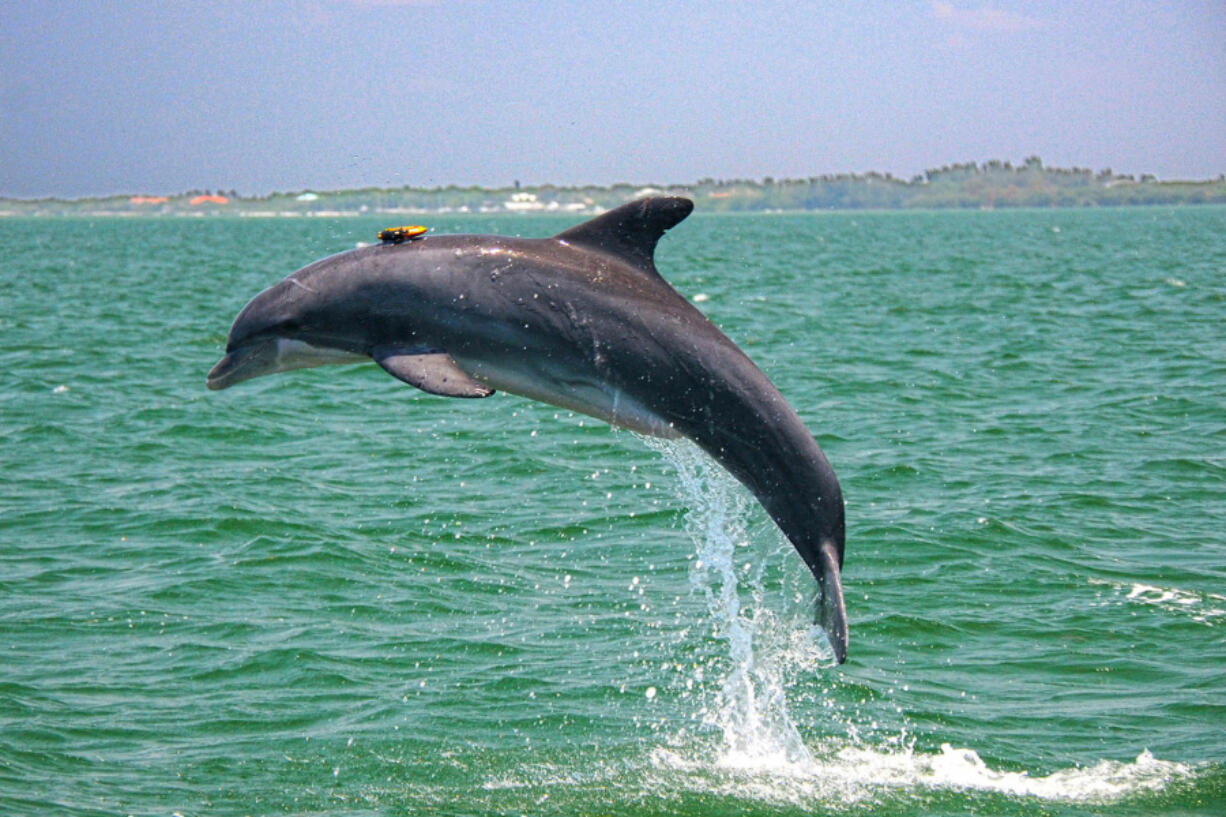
641 437 830 768
635 439 1197 807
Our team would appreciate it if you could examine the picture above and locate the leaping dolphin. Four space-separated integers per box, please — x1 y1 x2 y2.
207 197 849 662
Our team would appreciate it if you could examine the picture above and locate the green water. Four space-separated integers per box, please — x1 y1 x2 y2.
2 208 1223 816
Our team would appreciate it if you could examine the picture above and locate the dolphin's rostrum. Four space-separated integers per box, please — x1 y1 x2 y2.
208 198 849 663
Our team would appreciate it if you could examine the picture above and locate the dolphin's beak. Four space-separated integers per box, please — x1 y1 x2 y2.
817 540 849 663
206 340 279 390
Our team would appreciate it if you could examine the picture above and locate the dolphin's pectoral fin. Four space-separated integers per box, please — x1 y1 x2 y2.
372 346 495 398
553 197 693 279
816 540 849 664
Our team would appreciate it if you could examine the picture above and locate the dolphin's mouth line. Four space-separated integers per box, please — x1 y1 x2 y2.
209 337 372 390
207 342 270 390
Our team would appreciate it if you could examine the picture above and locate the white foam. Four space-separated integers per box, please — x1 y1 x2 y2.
478 743 1192 810
649 741 1192 806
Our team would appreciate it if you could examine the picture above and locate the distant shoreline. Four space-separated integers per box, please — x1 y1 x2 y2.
3 157 1224 216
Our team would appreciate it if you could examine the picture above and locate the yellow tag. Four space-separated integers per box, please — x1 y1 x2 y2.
379 225 427 244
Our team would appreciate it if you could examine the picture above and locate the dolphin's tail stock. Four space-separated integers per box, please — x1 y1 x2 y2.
816 539 849 664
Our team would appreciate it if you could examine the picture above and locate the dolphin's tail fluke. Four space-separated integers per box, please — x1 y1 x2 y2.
816 539 849 663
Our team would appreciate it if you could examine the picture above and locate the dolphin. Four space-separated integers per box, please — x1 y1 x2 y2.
207 197 848 662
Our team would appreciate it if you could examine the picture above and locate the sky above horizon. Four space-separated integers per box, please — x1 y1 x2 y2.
2 0 1223 198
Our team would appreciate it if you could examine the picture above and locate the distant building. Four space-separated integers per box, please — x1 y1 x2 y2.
190 194 229 205
130 196 169 205
504 192 544 211
296 192 320 201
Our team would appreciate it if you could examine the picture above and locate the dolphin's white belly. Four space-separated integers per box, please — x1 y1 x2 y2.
451 352 679 438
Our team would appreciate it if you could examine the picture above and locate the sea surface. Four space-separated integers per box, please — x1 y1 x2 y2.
2 207 1224 816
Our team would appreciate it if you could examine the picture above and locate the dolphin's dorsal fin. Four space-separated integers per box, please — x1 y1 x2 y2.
553 197 693 277
372 346 494 398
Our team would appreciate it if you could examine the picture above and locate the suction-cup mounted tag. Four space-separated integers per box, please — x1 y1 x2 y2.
379 225 428 244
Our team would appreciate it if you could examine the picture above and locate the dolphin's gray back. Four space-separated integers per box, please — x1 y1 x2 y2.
289 209 846 574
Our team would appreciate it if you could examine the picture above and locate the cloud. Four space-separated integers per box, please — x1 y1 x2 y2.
932 1 1042 33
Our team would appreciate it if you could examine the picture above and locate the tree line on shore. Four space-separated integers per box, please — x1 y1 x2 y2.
4 157 1224 216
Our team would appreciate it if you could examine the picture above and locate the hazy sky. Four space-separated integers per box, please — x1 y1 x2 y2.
2 0 1223 198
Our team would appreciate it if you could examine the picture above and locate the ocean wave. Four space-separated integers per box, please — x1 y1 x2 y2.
1091 578 1226 625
